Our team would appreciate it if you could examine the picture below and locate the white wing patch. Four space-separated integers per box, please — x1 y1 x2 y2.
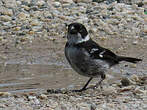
99 51 105 58
90 48 99 53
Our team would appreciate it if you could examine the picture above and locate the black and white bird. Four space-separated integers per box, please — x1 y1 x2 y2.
65 23 142 92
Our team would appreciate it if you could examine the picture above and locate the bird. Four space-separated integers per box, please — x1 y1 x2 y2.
64 22 142 92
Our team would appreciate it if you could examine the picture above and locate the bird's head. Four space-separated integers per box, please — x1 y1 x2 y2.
67 23 90 44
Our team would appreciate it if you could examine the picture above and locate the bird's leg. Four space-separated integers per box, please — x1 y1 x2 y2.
72 77 93 92
93 74 106 89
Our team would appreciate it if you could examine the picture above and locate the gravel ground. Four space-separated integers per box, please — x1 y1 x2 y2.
0 0 147 110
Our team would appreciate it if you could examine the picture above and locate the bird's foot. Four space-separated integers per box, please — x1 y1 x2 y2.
71 88 87 92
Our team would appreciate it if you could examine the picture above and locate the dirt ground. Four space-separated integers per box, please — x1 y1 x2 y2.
0 36 146 93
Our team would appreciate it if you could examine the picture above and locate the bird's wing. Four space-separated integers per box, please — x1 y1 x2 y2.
76 40 119 63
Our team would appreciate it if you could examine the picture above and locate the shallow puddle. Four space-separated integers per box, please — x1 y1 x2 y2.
0 60 145 93
0 38 146 93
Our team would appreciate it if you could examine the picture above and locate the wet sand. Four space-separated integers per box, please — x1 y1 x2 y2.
0 37 146 93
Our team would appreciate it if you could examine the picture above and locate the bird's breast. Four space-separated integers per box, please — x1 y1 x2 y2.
65 44 110 77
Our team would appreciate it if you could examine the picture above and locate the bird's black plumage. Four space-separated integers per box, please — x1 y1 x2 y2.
65 22 142 92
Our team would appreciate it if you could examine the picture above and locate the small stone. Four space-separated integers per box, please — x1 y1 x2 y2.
130 74 140 83
14 27 21 31
134 87 147 94
73 0 92 3
121 77 130 86
37 0 46 6
123 38 128 43
143 25 147 33
22 5 30 11
0 92 11 97
20 37 28 42
130 64 137 68
17 12 29 20
39 94 48 100
118 85 135 93
61 0 73 3
3 0 17 8
77 103 90 110
0 7 13 16
99 37 107 41
53 2 61 8
0 37 3 41
30 20 40 26
132 40 138 45
28 31 35 35
103 86 117 95
143 0 147 4
0 15 11 22
16 0 22 5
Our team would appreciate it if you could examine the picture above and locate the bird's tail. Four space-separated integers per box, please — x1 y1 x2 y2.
117 56 142 63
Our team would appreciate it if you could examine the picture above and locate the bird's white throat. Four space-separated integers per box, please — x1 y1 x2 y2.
77 34 90 44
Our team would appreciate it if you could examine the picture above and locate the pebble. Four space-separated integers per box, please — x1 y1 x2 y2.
0 92 11 97
3 0 17 8
39 94 48 100
132 40 138 45
30 19 40 26
53 2 61 8
130 64 137 68
61 0 74 3
144 25 147 33
121 77 130 86
143 0 147 4
103 86 117 95
130 74 140 83
134 87 147 94
14 27 21 31
118 85 135 93
0 7 13 16
0 15 12 21
37 0 46 6
17 12 30 20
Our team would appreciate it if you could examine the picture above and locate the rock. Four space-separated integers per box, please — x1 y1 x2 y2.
39 94 48 100
28 30 35 35
14 27 21 31
144 25 147 33
118 85 135 92
16 0 22 5
21 0 31 5
77 103 90 110
37 0 46 6
0 7 13 16
2 0 17 8
132 40 138 45
30 19 40 26
73 0 92 3
103 86 117 95
17 12 30 20
130 74 140 83
143 0 147 4
0 15 12 22
60 0 74 3
134 87 147 94
53 2 61 8
22 5 30 11
130 64 137 68
121 77 130 86
92 0 105 3
0 92 11 97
